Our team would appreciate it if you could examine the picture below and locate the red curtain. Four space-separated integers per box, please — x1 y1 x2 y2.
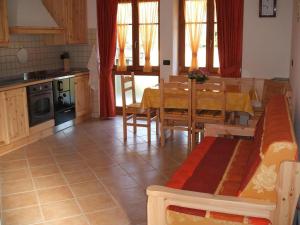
215 0 244 78
97 0 118 118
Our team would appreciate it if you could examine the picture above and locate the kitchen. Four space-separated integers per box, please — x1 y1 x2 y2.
0 0 98 156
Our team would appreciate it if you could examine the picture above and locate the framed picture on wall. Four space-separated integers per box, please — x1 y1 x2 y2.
259 0 277 17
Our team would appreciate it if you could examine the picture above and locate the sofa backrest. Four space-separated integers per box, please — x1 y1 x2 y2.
239 95 298 202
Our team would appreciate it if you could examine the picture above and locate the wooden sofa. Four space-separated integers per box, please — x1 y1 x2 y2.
147 95 299 225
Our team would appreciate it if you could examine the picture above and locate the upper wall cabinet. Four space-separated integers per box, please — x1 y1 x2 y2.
43 0 88 45
0 0 9 46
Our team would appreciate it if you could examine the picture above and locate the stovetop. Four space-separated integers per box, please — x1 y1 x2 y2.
0 68 89 87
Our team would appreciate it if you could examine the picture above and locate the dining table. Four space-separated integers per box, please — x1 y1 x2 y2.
140 84 254 116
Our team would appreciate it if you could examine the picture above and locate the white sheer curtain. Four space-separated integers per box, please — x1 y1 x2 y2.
185 0 207 71
117 3 132 71
139 1 158 72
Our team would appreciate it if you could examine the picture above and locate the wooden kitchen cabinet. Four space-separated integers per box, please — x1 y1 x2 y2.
2 88 30 143
75 74 91 118
0 0 9 46
43 0 87 45
0 92 9 146
67 0 87 44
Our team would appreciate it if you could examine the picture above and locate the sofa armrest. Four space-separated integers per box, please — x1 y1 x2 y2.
147 185 275 225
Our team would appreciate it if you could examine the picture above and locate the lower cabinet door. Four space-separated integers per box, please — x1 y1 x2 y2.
4 88 30 142
75 75 91 118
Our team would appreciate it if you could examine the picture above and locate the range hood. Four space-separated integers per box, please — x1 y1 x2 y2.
7 0 63 34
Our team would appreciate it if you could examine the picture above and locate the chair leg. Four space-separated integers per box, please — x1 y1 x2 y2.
123 114 127 142
156 109 159 136
133 114 137 134
192 122 196 150
147 110 151 144
160 121 165 147
170 121 174 139
188 128 191 152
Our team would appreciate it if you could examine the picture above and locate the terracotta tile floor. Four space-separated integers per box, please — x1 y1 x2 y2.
0 117 189 225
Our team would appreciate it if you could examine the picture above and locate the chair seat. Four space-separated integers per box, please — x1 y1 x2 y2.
165 108 188 115
195 110 225 123
126 102 146 114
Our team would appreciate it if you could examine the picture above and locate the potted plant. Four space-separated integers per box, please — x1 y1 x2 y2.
187 70 208 83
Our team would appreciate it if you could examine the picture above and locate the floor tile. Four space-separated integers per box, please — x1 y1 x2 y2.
31 165 60 177
0 159 28 171
2 192 38 210
0 117 190 225
123 201 147 225
43 215 89 225
41 199 81 221
38 186 74 204
3 206 43 225
54 153 83 164
86 207 130 225
77 193 116 213
2 179 34 195
101 175 140 190
33 174 66 189
69 181 106 197
2 168 31 182
50 145 77 156
63 169 97 184
0 149 26 162
92 165 128 179
109 186 146 205
28 156 56 167
58 161 89 173
26 146 52 159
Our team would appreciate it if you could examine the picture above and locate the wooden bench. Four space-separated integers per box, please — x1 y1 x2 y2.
147 95 299 225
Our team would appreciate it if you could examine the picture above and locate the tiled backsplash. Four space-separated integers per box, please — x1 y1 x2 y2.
0 29 97 77
64 29 97 68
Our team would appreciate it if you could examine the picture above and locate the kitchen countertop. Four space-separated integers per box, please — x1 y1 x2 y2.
0 68 89 92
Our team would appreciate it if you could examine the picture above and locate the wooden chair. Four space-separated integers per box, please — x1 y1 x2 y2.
169 75 188 83
191 80 226 148
121 73 158 144
159 79 192 150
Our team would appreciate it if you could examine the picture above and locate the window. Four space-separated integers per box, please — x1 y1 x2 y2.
115 75 159 107
179 0 219 73
114 0 160 112
115 0 160 73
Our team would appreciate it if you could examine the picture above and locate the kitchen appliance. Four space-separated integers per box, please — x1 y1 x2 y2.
27 82 54 127
52 77 75 126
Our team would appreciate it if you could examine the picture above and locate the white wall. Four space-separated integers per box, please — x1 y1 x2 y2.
159 0 179 80
242 0 294 79
159 0 294 80
290 0 300 143
8 0 58 27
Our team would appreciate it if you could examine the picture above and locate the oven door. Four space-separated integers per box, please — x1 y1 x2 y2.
28 92 54 127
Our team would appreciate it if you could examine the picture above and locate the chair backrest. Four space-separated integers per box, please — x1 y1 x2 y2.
169 75 188 83
121 72 136 109
191 80 226 116
160 79 191 110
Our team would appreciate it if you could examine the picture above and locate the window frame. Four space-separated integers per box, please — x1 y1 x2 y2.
114 0 160 76
178 0 219 75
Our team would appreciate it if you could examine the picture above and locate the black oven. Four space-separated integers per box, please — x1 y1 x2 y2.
27 82 54 127
52 77 75 126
